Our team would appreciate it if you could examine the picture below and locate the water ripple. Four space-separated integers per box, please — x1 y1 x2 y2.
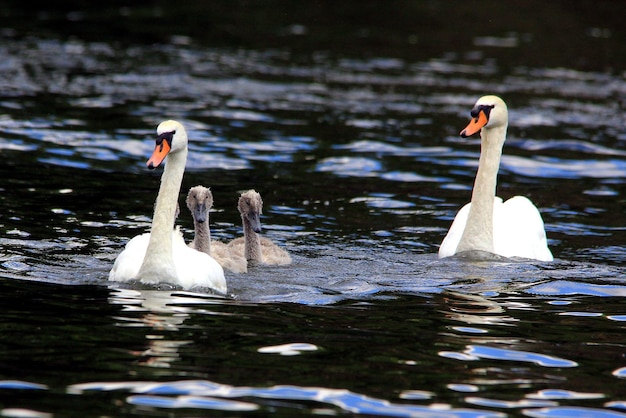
523 406 626 418
257 342 319 356
127 395 258 412
440 345 577 368
315 156 382 177
69 379 506 417
526 389 604 400
528 281 626 297
503 156 626 179
0 381 48 390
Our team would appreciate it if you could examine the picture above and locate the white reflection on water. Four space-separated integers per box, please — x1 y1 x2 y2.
109 289 227 368
258 342 319 356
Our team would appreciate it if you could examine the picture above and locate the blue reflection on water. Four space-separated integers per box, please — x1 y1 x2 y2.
127 395 259 412
0 380 48 390
71 379 506 417
439 345 577 368
528 281 626 297
523 406 626 418
316 156 383 177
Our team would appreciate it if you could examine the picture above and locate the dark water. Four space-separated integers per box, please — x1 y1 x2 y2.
1 1 626 416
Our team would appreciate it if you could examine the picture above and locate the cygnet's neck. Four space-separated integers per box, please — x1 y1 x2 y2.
243 215 262 262
192 216 211 255
137 148 187 281
456 125 506 254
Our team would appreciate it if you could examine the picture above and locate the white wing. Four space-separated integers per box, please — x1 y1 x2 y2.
494 196 553 261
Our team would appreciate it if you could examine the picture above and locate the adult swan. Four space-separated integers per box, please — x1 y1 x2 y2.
438 96 553 261
109 120 227 293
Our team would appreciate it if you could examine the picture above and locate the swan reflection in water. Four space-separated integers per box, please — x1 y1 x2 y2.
436 289 578 383
108 288 225 368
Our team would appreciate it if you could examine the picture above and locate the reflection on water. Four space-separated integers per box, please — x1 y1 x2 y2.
110 289 199 368
2 271 626 416
70 379 509 417
1 0 626 416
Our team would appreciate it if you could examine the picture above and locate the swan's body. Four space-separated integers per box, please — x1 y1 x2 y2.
109 121 227 293
227 190 292 266
186 185 247 274
438 95 553 261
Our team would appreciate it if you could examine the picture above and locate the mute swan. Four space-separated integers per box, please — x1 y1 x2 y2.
227 190 292 266
186 185 247 274
109 120 227 293
438 95 553 261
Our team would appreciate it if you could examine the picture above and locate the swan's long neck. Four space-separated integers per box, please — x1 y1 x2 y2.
137 148 187 281
243 216 262 262
192 217 211 255
456 125 506 253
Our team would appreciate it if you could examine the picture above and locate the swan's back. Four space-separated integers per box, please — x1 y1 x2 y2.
439 197 553 261
211 240 247 273
493 196 552 261
438 203 472 259
109 230 226 292
259 237 292 265
109 233 151 282
226 236 291 265
171 231 227 292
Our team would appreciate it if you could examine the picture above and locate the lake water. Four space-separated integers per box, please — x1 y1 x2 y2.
1 1 626 417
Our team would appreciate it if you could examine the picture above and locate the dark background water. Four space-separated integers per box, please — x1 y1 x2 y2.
1 1 626 417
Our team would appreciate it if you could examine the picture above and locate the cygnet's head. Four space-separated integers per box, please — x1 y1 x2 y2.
147 120 188 169
186 185 213 224
460 95 508 138
238 189 263 233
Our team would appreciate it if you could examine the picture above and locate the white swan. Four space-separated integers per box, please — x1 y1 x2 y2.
438 95 553 261
109 120 227 293
186 185 247 274
227 190 292 265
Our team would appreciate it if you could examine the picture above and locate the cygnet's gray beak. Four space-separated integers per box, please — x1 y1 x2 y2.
248 211 262 233
194 203 207 223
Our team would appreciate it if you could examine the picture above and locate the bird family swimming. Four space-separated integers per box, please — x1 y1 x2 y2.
110 98 553 293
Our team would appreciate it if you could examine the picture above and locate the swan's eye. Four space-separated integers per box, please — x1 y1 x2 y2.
156 131 174 149
470 104 495 119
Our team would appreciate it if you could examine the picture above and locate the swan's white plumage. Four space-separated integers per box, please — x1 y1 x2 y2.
109 120 226 293
438 96 553 262
108 232 151 281
439 196 552 260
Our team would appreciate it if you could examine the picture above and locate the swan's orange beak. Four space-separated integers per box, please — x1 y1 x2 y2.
146 138 171 169
460 110 489 138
